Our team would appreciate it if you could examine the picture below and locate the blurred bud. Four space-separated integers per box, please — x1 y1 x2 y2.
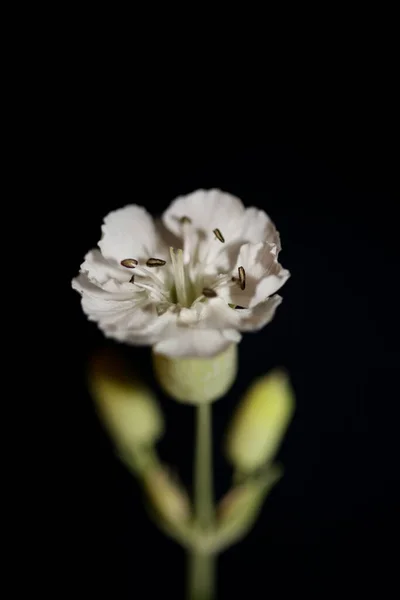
88 348 164 455
152 344 237 404
226 370 294 473
213 467 281 552
218 480 262 522
143 465 191 528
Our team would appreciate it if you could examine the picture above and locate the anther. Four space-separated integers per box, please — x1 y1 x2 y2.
213 228 225 243
235 305 246 309
179 216 192 224
121 258 138 268
238 266 246 290
129 275 135 284
146 258 166 267
202 287 217 298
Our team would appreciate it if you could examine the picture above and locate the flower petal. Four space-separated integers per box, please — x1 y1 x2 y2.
193 298 245 330
235 207 281 250
237 295 283 331
153 327 240 358
212 207 282 270
81 249 132 286
105 308 176 345
188 295 283 334
72 273 160 332
163 190 282 273
177 298 248 332
163 189 245 238
72 270 142 300
98 205 168 265
163 189 245 266
218 242 289 308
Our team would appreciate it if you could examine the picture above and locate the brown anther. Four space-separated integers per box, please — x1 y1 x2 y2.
238 266 246 290
213 228 225 243
129 275 135 283
146 258 166 267
202 287 217 298
121 258 138 268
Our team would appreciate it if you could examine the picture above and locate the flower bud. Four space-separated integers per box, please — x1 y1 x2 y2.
214 468 281 552
226 370 294 473
143 465 191 528
152 343 237 404
88 348 164 454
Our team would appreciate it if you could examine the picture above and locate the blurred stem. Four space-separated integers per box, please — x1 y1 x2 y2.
195 403 214 528
187 402 216 600
188 550 215 600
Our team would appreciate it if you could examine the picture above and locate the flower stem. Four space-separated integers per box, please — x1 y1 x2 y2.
188 549 215 600
187 402 216 600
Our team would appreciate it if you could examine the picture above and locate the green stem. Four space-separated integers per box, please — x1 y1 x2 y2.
188 549 215 600
195 403 214 528
187 402 216 600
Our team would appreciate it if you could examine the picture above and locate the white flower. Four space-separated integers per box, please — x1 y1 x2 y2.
72 189 290 357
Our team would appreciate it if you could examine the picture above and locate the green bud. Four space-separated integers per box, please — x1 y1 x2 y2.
152 344 237 404
226 370 294 473
214 468 281 552
88 348 164 457
143 465 191 529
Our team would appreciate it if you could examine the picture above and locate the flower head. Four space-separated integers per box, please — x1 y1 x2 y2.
72 189 289 357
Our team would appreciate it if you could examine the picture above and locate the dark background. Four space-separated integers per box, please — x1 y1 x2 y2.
61 136 398 598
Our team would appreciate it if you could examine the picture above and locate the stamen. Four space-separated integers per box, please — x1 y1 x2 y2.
179 215 196 265
211 274 237 291
202 287 217 298
235 305 246 309
146 258 166 267
238 266 246 290
169 247 189 306
121 258 138 268
213 228 225 243
133 280 169 302
129 264 170 302
129 275 135 284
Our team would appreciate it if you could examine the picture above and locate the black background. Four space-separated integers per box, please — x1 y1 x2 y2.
60 134 398 599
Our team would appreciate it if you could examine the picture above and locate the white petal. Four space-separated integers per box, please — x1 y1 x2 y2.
211 207 282 270
163 189 245 266
177 298 246 332
235 207 281 249
81 249 132 286
104 307 175 345
219 242 289 308
237 295 283 331
253 272 290 306
195 298 244 329
222 329 242 343
193 295 282 334
163 189 245 238
153 327 238 358
72 273 158 332
178 304 206 325
98 205 167 265
72 271 142 301
163 190 282 274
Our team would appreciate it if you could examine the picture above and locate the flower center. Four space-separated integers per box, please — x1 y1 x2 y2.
120 223 247 311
